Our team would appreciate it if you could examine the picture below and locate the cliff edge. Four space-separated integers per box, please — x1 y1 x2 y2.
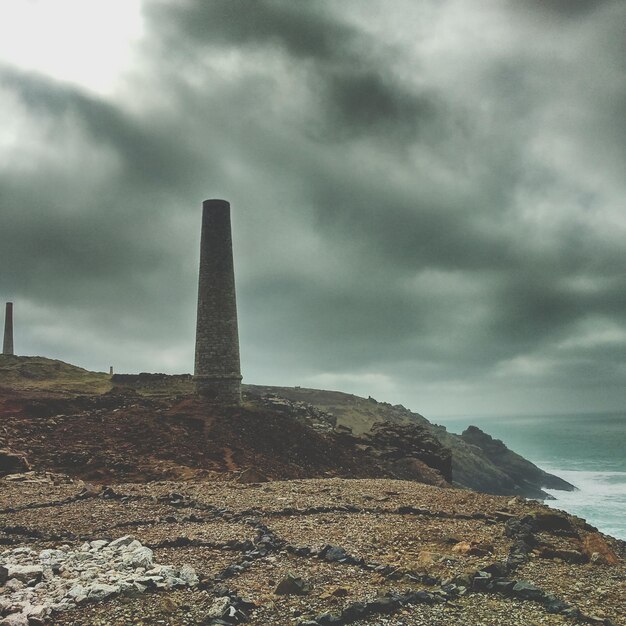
245 384 576 499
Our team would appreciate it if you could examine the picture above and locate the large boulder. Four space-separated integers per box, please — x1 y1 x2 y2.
0 449 30 476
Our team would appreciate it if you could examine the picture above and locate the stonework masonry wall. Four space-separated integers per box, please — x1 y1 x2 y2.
194 199 242 404
3 302 13 355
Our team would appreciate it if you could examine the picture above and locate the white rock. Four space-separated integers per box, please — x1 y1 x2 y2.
38 549 59 562
179 564 199 586
4 579 25 592
132 582 148 594
108 536 135 549
23 604 49 618
205 597 230 619
69 584 89 600
126 547 153 569
0 537 199 618
0 613 29 626
41 567 56 582
87 583 119 601
51 599 75 611
117 580 141 596
7 565 43 583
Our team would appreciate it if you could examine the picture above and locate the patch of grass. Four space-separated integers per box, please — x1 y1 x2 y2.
0 354 112 395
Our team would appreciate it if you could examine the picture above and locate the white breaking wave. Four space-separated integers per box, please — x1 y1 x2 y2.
541 467 626 541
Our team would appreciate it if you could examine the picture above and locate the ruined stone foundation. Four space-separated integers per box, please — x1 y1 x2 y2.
194 199 242 404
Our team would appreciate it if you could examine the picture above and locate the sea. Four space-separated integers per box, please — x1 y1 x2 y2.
436 412 626 541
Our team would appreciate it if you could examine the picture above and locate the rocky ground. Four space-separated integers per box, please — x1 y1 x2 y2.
0 356 621 625
1 474 624 626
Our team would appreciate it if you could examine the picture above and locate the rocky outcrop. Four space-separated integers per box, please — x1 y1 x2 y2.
0 450 30 477
254 393 337 433
360 422 452 484
459 426 576 497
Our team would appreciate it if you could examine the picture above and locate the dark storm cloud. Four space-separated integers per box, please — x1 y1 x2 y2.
146 0 438 143
148 0 352 60
0 68 181 279
2 0 626 415
0 65 208 370
314 68 439 142
119 0 626 405
516 0 616 17
0 65 199 190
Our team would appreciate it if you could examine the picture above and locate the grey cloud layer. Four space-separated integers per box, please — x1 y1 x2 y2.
1 0 625 415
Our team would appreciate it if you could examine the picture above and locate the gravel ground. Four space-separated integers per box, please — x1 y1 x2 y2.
1 475 624 626
352 595 575 625
0 499 189 537
152 546 239 577
100 478 533 517
516 559 625 624
269 512 511 577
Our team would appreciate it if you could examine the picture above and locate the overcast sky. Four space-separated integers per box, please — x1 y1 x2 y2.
1 0 625 417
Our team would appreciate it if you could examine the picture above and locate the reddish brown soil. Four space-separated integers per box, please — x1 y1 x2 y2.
0 388 387 483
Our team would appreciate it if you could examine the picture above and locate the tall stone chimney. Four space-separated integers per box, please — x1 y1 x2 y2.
3 302 14 355
194 199 242 403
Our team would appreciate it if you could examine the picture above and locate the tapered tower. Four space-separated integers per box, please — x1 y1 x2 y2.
194 199 242 403
2 302 13 355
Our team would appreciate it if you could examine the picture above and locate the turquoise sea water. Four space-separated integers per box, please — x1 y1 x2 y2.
436 412 626 540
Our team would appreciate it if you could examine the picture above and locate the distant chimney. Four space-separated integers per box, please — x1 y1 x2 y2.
194 199 242 403
2 302 13 355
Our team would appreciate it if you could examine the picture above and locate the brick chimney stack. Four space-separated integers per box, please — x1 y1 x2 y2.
193 199 242 403
2 302 14 355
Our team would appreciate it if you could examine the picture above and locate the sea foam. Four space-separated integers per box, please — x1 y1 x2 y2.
542 467 626 541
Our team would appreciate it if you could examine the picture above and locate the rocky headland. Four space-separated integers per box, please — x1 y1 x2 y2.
0 355 622 626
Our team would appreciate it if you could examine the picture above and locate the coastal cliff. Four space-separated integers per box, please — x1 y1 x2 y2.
459 425 576 496
244 384 576 499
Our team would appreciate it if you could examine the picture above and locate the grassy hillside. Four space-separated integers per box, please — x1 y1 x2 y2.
0 354 112 395
244 384 431 434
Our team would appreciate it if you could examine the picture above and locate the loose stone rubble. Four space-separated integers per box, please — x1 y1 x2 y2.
0 536 198 624
256 394 337 433
0 477 623 625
